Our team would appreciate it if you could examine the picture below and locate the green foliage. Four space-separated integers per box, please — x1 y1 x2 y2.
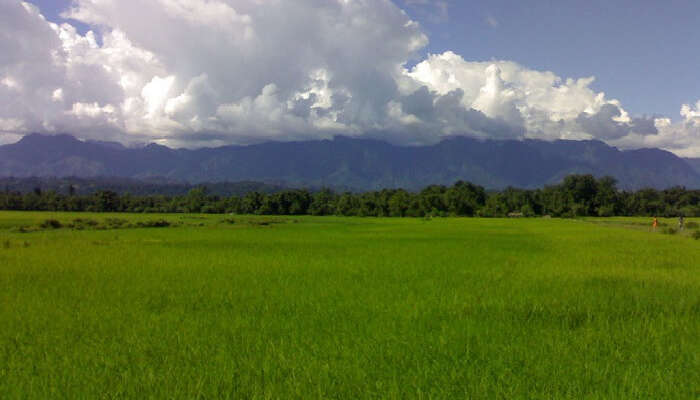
185 186 208 213
309 188 337 216
1 175 700 218
685 221 699 229
662 227 678 235
39 219 62 229
692 230 700 240
135 219 171 228
103 218 129 229
69 218 100 230
597 204 615 217
520 203 535 217
94 190 120 212
31 217 176 231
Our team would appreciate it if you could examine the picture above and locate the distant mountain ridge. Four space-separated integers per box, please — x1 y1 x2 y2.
685 158 700 175
1 133 699 190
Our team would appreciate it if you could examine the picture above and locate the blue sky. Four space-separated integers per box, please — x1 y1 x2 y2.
3 0 699 154
397 0 700 119
26 0 82 28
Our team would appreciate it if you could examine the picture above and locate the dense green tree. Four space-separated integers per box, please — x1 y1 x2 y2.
594 176 620 216
2 175 699 218
419 185 447 216
94 190 120 212
388 189 411 217
185 187 208 213
336 193 360 216
445 181 486 216
241 192 263 214
309 189 337 216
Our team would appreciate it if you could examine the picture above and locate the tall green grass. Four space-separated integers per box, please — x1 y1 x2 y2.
0 212 698 398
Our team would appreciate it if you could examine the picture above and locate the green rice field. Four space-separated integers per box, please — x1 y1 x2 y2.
0 211 698 398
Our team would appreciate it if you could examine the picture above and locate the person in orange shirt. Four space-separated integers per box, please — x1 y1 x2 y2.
652 217 658 232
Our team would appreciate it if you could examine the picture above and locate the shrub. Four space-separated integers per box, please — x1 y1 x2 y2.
692 230 700 240
221 218 236 225
248 218 284 226
70 218 99 230
685 221 699 230
2 239 9 249
520 204 536 217
104 218 129 229
136 219 170 228
560 211 575 219
201 205 219 214
571 204 588 217
597 205 615 217
39 219 62 229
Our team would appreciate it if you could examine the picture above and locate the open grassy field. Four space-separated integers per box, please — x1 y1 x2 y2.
0 211 698 398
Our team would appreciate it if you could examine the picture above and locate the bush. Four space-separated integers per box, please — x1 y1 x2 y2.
248 218 284 226
662 227 677 235
685 221 699 230
201 205 220 214
520 204 535 217
221 218 236 225
69 218 99 230
39 219 62 229
680 206 700 218
136 219 170 228
2 239 9 249
692 230 700 240
104 218 129 229
597 205 615 217
560 210 575 219
571 204 588 217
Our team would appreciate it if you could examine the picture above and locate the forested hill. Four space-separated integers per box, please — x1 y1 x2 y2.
0 177 288 196
1 133 699 190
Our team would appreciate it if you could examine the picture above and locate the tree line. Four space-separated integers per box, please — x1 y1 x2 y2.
1 175 699 217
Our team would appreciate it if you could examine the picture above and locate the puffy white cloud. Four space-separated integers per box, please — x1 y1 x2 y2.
681 100 700 121
613 101 700 157
399 51 661 143
0 0 697 156
56 0 430 146
576 103 657 140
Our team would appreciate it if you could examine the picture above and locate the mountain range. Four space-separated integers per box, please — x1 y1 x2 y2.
1 133 699 190
685 158 700 175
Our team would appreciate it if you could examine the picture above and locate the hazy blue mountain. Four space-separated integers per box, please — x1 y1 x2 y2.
1 133 699 190
685 158 700 175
